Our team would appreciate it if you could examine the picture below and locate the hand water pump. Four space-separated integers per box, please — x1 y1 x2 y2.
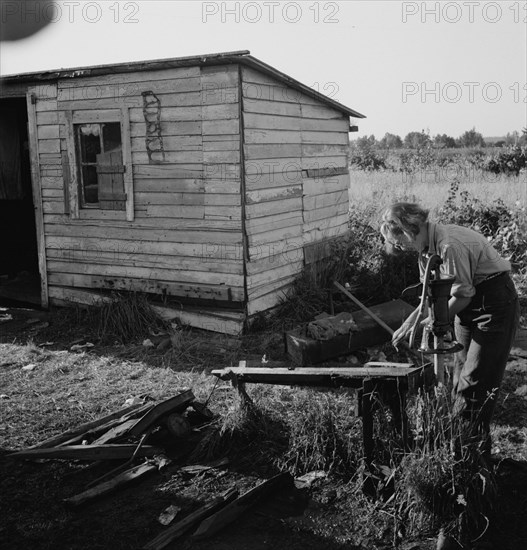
405 254 463 383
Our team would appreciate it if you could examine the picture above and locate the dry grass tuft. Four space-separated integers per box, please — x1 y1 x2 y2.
190 387 289 472
276 388 363 476
94 292 167 344
191 385 363 477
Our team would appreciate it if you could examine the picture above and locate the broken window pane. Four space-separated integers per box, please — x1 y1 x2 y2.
102 122 122 154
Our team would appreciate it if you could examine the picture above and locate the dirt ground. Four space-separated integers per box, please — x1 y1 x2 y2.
1 305 526 550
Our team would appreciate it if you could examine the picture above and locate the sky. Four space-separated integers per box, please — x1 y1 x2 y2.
1 0 526 139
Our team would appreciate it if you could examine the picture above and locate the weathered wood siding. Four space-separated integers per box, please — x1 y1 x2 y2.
241 67 350 316
35 65 245 307
2 60 354 331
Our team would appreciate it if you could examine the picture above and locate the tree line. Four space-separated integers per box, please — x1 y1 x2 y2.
353 128 527 150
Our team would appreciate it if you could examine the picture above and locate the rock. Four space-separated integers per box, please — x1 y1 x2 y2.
158 504 181 526
22 364 37 371
122 396 145 407
294 470 327 489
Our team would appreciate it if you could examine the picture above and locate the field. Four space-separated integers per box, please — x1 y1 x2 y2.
349 169 527 216
0 163 526 550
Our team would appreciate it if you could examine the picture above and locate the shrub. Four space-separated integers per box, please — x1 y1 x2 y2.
484 145 527 176
438 180 527 272
268 205 419 329
349 148 389 171
465 148 487 170
398 147 438 173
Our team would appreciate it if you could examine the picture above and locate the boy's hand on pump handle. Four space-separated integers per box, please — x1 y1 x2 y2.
392 314 430 350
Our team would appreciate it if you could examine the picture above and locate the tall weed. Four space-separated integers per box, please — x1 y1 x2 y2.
395 389 497 545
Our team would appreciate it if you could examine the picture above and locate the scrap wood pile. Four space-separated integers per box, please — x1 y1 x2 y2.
7 388 294 549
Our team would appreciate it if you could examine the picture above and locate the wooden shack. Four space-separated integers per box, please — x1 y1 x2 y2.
0 50 365 334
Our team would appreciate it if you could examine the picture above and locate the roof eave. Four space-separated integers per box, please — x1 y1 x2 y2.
0 50 251 84
0 50 365 119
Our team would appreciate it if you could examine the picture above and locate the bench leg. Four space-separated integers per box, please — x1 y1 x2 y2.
231 375 255 410
386 380 410 452
361 379 374 465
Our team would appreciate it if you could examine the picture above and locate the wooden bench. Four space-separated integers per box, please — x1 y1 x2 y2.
211 361 434 465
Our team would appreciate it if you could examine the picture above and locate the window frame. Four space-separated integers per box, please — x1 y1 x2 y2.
75 120 123 209
63 108 134 221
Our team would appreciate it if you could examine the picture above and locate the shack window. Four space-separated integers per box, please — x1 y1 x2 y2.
62 108 134 221
75 122 125 209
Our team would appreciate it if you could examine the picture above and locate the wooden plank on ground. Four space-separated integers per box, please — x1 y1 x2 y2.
91 419 137 445
64 462 158 506
27 402 151 449
142 488 239 550
193 472 293 539
58 404 154 446
152 306 245 336
128 390 195 437
9 444 163 461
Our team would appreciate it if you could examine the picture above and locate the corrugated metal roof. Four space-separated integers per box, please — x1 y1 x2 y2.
0 50 365 118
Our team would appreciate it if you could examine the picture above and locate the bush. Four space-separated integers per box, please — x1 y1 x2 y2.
398 147 437 173
350 145 527 177
465 148 487 170
268 205 419 329
484 145 526 176
349 148 389 171
438 180 527 272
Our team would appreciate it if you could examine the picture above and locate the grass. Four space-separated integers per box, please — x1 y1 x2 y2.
0 340 216 451
91 291 168 344
348 168 527 222
1 167 526 548
190 385 364 477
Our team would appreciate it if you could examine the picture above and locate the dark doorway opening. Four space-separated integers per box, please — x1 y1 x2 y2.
0 97 41 306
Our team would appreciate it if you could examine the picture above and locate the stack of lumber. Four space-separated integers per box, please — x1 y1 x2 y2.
7 387 294 548
11 389 196 460
9 389 199 505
